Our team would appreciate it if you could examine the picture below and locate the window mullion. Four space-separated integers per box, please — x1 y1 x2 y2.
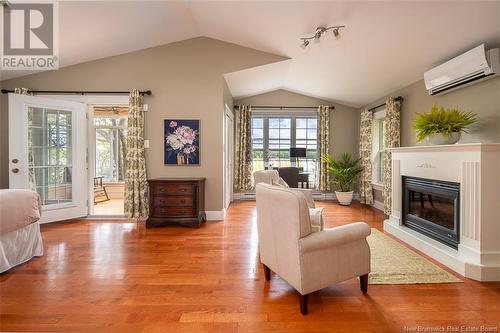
263 116 269 165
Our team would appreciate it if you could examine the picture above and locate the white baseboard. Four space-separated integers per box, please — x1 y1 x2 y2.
372 200 384 211
205 210 225 221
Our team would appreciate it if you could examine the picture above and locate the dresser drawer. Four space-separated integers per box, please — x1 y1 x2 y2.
153 206 194 217
153 196 193 207
152 183 194 195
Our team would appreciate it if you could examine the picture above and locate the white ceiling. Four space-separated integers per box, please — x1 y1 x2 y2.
2 1 500 107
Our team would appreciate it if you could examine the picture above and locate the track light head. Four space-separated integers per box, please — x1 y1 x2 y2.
300 39 310 49
333 28 339 37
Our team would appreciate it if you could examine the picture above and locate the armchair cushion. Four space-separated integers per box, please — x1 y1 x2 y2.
299 222 371 254
292 188 315 209
309 207 324 233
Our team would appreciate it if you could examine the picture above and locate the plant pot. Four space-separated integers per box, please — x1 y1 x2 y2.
424 132 461 145
335 191 354 206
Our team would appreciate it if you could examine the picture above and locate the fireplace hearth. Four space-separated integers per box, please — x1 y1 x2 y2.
402 176 460 249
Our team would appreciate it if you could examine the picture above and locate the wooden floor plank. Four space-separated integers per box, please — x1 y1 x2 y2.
1 201 499 332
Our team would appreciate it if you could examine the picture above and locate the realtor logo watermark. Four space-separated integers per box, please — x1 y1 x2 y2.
1 0 59 70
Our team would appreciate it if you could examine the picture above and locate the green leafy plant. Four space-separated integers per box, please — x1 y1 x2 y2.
413 105 477 142
322 153 363 192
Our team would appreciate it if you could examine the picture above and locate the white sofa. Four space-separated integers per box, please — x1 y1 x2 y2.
253 170 323 232
0 189 43 273
255 183 371 314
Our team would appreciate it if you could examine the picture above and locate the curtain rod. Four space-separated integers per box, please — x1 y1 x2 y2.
1 89 152 96
368 96 403 112
233 105 335 110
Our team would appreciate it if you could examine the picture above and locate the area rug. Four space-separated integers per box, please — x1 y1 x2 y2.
367 228 462 284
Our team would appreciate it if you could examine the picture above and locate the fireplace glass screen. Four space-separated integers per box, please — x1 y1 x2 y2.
403 177 460 249
408 191 455 231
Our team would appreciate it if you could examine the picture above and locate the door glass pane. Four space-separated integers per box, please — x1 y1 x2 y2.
28 107 73 206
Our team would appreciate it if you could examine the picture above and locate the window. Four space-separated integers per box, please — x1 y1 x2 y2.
94 116 127 182
372 110 386 186
251 113 317 184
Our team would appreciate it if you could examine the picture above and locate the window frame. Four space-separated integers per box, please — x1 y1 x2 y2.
94 115 128 183
251 110 318 183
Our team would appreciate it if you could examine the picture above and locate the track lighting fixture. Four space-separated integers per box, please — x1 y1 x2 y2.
300 25 345 48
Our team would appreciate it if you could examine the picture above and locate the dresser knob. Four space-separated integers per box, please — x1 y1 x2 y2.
180 199 186 203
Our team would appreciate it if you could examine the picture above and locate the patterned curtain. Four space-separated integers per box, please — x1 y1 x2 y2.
14 88 37 191
383 97 402 215
359 109 373 205
316 105 330 191
234 105 253 191
124 89 149 218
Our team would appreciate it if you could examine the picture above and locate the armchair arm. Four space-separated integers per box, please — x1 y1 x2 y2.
299 222 371 254
293 188 315 208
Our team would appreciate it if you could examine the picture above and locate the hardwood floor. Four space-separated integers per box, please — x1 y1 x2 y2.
1 201 499 332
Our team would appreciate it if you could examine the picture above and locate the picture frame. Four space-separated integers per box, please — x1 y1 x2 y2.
164 119 200 165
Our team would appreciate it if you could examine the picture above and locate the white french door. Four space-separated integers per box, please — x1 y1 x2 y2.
8 94 88 223
223 106 234 209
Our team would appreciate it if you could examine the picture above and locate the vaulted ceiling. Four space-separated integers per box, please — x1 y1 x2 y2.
2 1 499 107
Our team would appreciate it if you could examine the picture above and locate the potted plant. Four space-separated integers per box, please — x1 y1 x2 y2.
323 153 363 206
413 105 477 145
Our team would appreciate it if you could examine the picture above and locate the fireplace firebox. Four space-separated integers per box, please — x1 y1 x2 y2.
402 176 460 249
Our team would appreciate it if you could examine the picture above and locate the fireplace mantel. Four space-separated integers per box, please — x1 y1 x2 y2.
387 143 500 153
384 143 500 281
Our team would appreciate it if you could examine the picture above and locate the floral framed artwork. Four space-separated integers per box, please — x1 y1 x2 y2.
164 119 200 165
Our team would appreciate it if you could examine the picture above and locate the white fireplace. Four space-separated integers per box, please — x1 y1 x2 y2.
384 143 500 281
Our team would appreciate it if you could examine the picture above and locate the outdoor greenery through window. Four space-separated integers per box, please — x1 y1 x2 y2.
29 108 73 205
371 111 385 185
94 117 127 182
251 113 317 184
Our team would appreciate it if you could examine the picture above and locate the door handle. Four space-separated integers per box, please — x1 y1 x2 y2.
11 168 19 173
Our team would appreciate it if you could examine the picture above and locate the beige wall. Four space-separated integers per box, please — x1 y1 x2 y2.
235 89 360 160
363 76 500 147
362 76 500 204
0 37 286 211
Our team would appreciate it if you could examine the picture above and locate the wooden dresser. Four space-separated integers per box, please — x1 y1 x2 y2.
146 178 206 228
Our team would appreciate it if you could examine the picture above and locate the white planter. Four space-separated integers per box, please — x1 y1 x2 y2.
335 191 354 206
424 132 461 145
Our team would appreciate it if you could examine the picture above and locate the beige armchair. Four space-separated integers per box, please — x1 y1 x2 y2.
253 170 323 232
255 183 371 314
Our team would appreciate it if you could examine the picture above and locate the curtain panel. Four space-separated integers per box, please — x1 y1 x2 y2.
359 109 373 205
234 105 253 191
383 97 402 215
124 89 149 218
14 88 37 191
316 105 330 191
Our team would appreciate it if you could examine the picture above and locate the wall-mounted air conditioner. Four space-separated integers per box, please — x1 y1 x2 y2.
424 44 499 95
